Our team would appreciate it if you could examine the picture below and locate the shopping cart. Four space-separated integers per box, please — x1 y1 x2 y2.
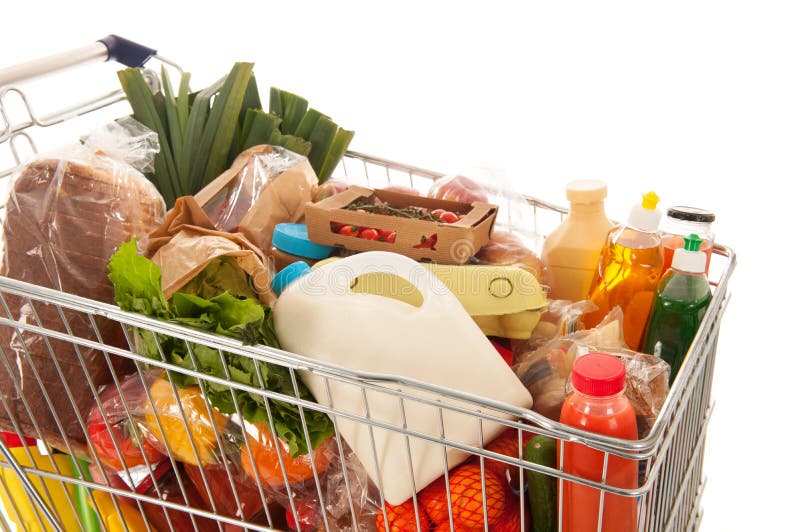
0 37 735 532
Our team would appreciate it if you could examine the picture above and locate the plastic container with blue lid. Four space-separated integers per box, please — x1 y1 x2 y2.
271 261 312 296
271 223 335 272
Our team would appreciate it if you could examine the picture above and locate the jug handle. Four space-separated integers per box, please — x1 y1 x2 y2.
317 251 449 308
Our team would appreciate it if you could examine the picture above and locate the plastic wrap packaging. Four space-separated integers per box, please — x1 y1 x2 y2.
265 440 379 532
513 308 627 422
313 179 351 203
510 299 596 358
89 460 216 532
237 423 378 532
194 144 318 257
513 308 670 437
513 308 625 421
86 371 229 474
0 118 167 454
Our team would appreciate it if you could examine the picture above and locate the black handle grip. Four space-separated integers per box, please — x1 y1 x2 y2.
98 35 157 68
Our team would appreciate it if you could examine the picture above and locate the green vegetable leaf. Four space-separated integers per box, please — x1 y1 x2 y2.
106 243 334 457
107 239 170 319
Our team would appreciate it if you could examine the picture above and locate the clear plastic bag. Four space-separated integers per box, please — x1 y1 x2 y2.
0 120 167 453
195 145 318 258
513 308 670 436
513 308 627 421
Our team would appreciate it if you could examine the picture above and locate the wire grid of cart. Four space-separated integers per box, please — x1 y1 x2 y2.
0 38 735 531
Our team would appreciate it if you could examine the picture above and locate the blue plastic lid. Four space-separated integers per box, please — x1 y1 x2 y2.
271 261 312 296
273 223 334 260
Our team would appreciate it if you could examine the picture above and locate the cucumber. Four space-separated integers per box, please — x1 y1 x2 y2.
524 435 557 532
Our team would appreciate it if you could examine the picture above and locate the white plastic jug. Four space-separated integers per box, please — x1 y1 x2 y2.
273 251 533 505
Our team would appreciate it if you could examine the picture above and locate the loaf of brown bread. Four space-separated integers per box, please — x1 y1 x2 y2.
0 156 165 454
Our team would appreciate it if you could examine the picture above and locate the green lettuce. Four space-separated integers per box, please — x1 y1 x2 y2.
108 239 333 456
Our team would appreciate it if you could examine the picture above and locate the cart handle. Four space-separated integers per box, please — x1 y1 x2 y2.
0 35 160 88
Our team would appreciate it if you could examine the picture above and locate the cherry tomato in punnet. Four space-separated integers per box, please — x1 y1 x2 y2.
337 225 360 237
377 229 397 243
438 211 459 223
430 208 447 220
359 228 380 240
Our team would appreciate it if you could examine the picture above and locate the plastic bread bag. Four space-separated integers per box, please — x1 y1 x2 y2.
0 118 167 454
513 307 627 420
193 144 318 256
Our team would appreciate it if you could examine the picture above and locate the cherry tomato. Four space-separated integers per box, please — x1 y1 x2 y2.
359 228 380 240
286 499 321 532
337 225 360 237
438 211 459 224
430 208 447 220
329 222 344 232
87 380 165 471
377 229 397 243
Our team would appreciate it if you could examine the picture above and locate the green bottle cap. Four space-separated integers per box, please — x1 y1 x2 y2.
683 233 703 252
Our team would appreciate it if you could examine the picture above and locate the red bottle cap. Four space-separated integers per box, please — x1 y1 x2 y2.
571 352 626 396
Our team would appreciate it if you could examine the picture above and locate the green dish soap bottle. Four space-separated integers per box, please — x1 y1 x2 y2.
642 233 712 385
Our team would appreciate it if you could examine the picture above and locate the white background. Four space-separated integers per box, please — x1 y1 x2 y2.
2 1 798 530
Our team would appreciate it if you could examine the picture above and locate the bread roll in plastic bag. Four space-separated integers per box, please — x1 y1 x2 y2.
0 118 166 454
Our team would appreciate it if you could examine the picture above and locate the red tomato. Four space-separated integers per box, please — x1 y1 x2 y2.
337 225 360 237
286 499 321 532
329 222 344 233
87 419 163 471
430 208 447 220
377 229 397 243
438 211 459 224
87 383 164 471
359 228 380 240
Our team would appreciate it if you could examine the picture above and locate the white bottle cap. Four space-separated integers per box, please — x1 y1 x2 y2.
627 191 662 232
672 234 706 273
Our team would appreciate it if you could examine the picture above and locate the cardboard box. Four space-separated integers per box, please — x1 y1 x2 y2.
305 185 498 264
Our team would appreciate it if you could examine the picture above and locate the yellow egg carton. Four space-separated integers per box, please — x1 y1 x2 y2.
314 258 548 339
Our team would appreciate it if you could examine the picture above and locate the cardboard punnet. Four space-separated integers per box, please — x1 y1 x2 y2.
305 186 498 264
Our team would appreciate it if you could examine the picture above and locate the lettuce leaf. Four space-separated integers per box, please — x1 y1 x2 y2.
107 239 333 456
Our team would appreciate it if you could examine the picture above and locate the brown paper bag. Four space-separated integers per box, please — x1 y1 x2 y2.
194 145 319 256
147 196 274 304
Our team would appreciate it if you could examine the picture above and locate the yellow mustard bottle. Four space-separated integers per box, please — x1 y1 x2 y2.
583 192 664 351
542 180 614 302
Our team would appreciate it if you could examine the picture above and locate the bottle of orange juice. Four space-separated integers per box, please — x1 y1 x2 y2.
583 192 664 350
542 180 614 302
